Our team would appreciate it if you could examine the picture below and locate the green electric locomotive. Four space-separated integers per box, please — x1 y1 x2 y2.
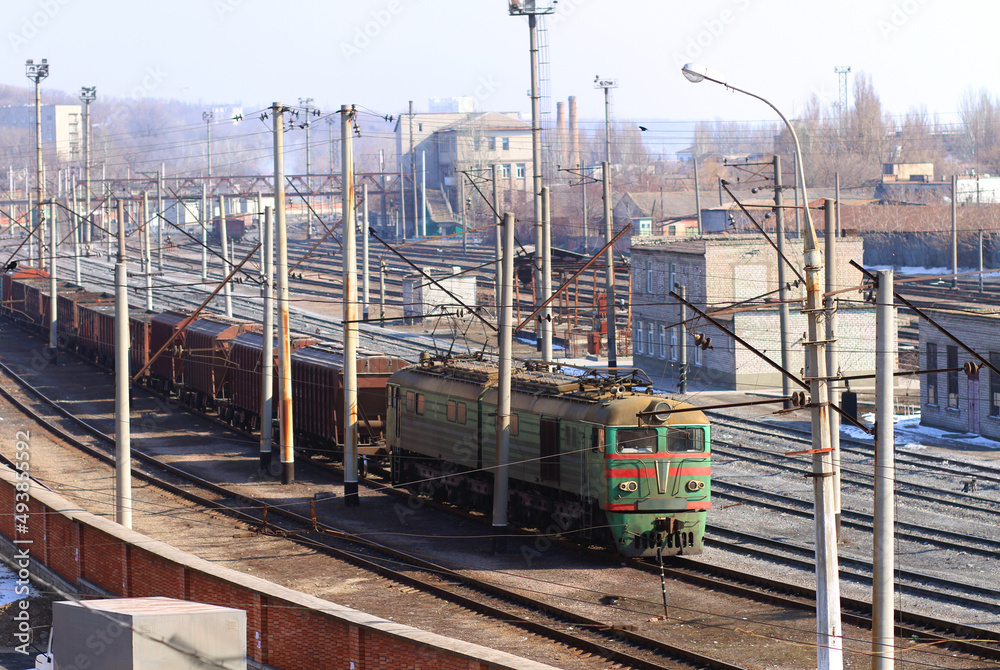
386 355 711 557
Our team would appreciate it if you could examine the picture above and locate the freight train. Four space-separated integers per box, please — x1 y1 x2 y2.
387 355 712 557
1 266 713 557
0 266 407 457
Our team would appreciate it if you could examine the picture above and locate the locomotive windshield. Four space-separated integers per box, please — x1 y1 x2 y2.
616 428 657 453
615 426 706 454
667 426 706 453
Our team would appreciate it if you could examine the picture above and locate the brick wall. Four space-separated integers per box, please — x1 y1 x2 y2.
0 466 557 670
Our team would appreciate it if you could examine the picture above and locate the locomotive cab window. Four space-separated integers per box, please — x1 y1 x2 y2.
405 391 415 412
667 426 705 453
416 393 425 415
616 428 658 454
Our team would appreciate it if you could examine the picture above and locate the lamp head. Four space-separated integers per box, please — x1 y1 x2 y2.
681 63 725 86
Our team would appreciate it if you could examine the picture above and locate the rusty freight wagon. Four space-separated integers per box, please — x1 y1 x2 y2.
290 342 410 456
224 331 316 430
77 304 157 376
178 315 258 410
57 287 109 350
149 310 190 392
1 266 47 319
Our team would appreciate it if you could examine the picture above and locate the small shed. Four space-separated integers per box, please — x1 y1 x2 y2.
402 266 476 323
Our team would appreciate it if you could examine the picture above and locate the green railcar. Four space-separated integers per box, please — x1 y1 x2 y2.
387 356 711 557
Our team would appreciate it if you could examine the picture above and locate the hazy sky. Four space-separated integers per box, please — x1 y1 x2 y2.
3 0 997 128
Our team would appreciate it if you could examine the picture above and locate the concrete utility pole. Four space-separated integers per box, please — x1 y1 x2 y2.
26 59 48 271
260 206 274 475
80 86 96 245
203 111 213 179
421 150 427 237
580 162 589 251
460 169 467 254
157 165 164 272
48 199 57 355
602 161 617 368
774 156 791 408
509 1 555 357
871 269 895 669
540 187 553 360
219 194 233 318
273 101 295 485
952 174 959 289
362 183 370 322
493 164 502 312
342 104 360 507
300 97 315 239
200 184 209 282
678 284 687 393
409 100 417 239
825 199 841 531
70 193 81 285
142 192 153 311
493 211 515 554
398 160 406 240
114 199 132 529
693 157 703 235
595 76 617 168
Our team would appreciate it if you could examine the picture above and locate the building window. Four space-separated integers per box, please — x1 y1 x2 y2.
659 325 667 359
502 137 510 150
645 261 653 293
668 263 677 291
647 323 654 355
669 327 678 361
516 163 525 179
501 164 510 178
418 123 423 132
635 321 643 354
489 137 497 151
693 341 702 366
926 343 937 405
991 353 1000 416
947 345 959 409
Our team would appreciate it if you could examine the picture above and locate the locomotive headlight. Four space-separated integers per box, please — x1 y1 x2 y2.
619 481 638 492
686 480 706 492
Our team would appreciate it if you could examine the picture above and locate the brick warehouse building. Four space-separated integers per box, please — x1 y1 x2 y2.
919 308 1000 440
630 234 878 392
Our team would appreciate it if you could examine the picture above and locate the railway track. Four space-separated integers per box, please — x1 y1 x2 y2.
0 335 750 670
3 318 1000 667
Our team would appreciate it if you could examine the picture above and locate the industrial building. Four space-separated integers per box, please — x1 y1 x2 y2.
0 103 82 161
919 307 1000 439
630 234 877 391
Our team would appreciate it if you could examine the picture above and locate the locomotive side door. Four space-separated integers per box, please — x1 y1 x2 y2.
539 417 560 485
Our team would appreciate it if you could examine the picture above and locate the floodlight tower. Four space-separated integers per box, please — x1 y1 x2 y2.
595 75 619 367
834 66 851 131
203 111 214 179
26 59 48 270
508 0 555 361
80 86 96 245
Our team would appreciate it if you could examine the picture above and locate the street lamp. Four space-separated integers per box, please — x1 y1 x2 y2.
681 63 843 670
